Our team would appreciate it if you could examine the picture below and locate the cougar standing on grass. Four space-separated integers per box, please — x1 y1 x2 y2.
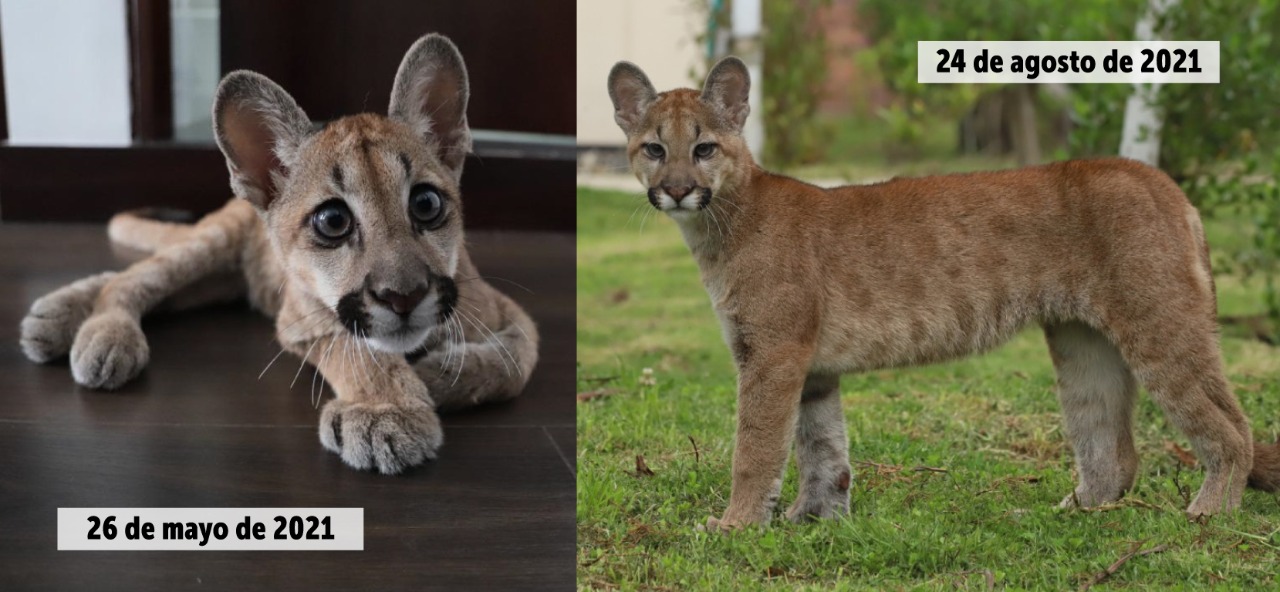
606 57 1279 530
19 34 538 474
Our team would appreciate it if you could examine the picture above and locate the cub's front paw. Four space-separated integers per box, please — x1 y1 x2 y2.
318 396 443 474
69 310 149 390
20 272 115 363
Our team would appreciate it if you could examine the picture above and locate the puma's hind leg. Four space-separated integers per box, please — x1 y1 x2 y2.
785 373 852 522
107 209 198 254
410 290 538 411
1111 316 1253 517
21 270 246 367
1045 322 1139 508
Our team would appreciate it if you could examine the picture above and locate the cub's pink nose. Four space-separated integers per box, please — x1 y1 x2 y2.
372 286 428 316
663 185 693 200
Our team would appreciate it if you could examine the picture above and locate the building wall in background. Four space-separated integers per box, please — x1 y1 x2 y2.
0 0 131 145
576 0 705 147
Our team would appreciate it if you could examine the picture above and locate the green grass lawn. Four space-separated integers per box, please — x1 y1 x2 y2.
576 185 1280 591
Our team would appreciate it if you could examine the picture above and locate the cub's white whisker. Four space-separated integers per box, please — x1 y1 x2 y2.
458 309 516 376
258 346 289 380
290 338 320 390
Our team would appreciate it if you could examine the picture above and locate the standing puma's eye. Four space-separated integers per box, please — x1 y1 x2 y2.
311 200 354 241
643 143 666 160
409 184 446 228
694 143 717 159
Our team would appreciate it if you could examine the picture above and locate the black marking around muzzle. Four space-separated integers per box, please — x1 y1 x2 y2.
336 291 370 335
646 188 660 208
434 271 458 323
696 188 712 209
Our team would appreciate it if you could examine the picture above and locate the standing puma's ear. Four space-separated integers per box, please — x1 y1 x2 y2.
212 71 310 210
607 62 657 135
700 56 751 132
389 34 472 179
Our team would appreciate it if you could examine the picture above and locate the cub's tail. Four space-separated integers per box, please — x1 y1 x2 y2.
1249 439 1280 492
107 208 197 254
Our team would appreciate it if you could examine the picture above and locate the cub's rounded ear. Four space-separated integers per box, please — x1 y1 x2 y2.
607 61 657 134
212 71 310 210
700 56 751 132
389 33 472 180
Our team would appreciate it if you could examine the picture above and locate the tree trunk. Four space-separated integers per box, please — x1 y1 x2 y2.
1119 0 1176 165
1010 85 1041 166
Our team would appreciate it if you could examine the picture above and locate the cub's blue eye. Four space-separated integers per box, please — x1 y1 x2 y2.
409 184 446 228
694 143 717 159
643 143 666 159
311 200 353 241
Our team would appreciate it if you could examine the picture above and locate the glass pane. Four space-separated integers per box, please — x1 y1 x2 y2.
170 0 219 142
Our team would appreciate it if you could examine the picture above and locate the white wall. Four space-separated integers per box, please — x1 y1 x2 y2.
576 0 705 146
0 0 131 145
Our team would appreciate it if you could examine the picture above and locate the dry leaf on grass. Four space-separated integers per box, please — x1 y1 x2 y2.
633 455 656 477
1164 441 1198 467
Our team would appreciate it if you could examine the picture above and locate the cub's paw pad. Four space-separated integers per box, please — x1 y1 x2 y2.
19 276 114 363
319 397 443 474
69 312 149 390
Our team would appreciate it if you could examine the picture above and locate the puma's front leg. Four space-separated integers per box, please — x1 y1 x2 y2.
312 332 444 474
68 201 253 389
411 290 539 411
706 343 813 531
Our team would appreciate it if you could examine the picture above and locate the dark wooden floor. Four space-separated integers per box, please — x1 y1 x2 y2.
0 224 574 591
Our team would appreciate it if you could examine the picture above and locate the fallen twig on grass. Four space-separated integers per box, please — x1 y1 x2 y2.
853 460 947 474
1172 464 1192 508
955 569 996 590
577 388 618 403
1216 525 1280 551
912 465 949 474
688 435 701 464
1078 541 1170 591
976 475 1041 496
580 375 620 385
1078 498 1165 513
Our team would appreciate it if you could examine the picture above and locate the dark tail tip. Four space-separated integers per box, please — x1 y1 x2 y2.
129 207 196 224
1248 440 1280 492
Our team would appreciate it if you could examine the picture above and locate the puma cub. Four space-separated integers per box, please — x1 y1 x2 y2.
607 57 1279 530
20 34 537 474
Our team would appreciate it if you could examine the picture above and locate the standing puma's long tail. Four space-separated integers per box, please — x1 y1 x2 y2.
1187 198 1279 494
1251 441 1280 491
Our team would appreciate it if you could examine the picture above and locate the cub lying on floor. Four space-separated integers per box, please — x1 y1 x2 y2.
20 34 538 474
606 57 1279 530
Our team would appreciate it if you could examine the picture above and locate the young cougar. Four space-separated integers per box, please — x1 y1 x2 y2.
20 34 538 475
607 56 1279 531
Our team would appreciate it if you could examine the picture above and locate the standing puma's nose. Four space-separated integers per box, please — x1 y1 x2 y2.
663 184 694 200
371 285 428 316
